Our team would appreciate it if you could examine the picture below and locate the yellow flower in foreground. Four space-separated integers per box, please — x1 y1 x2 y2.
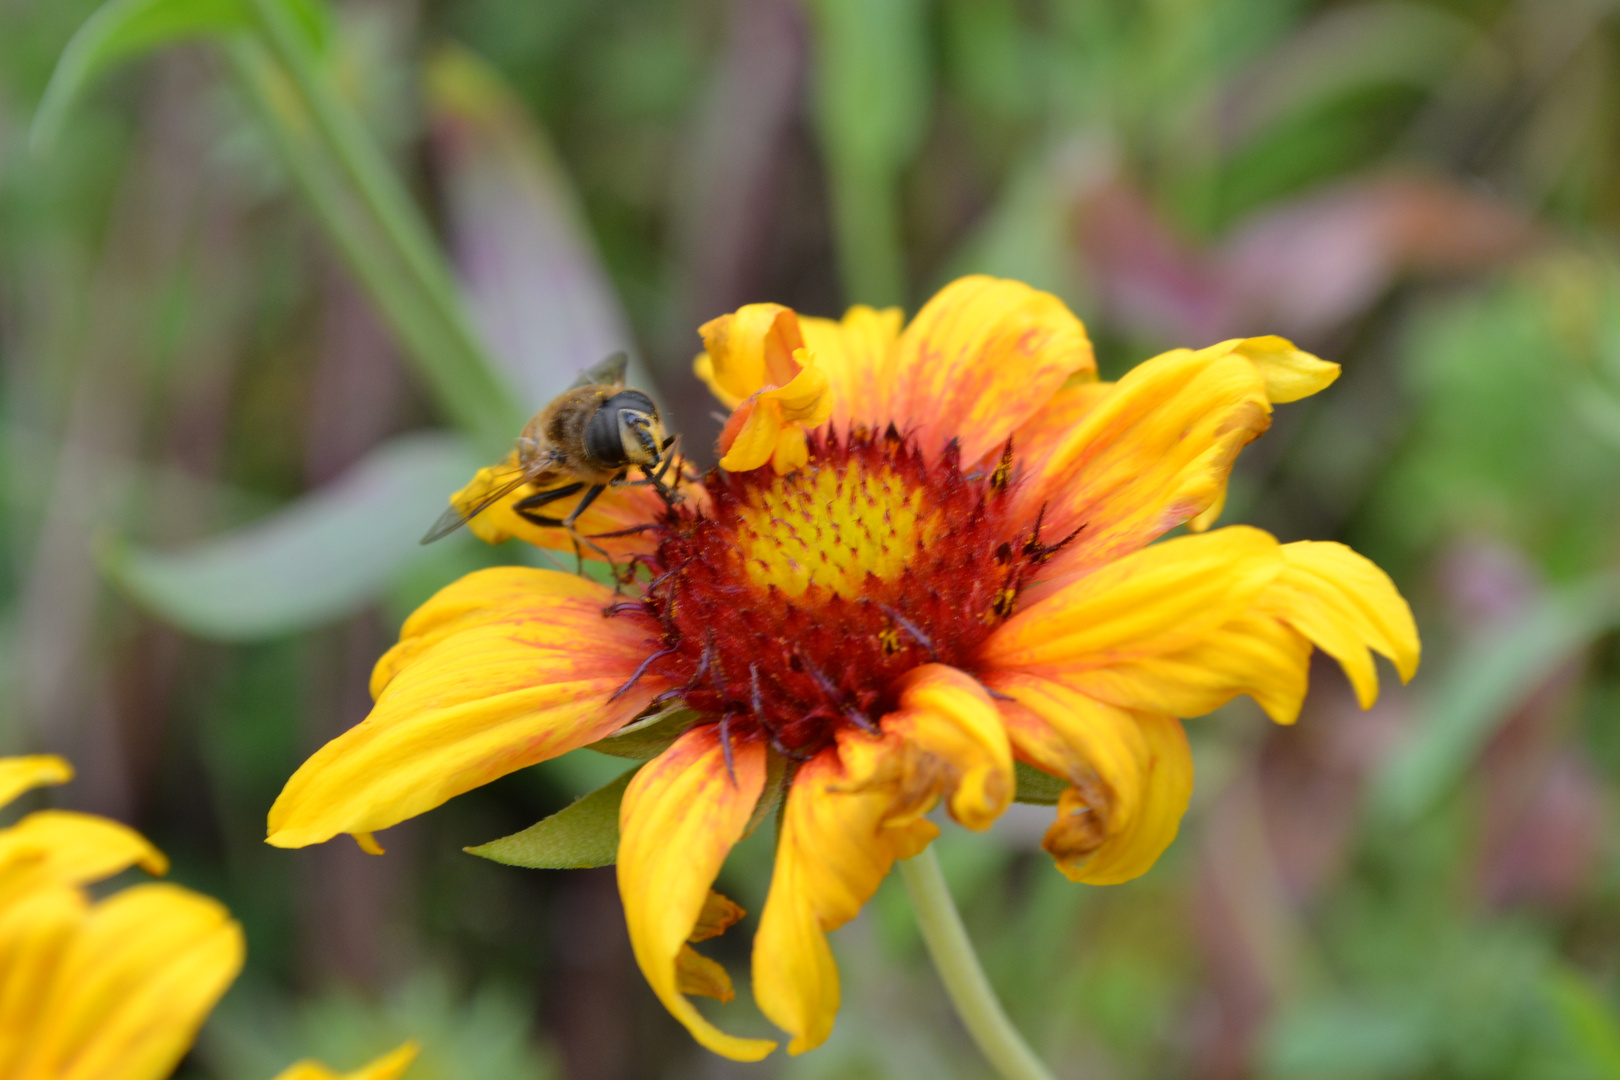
266 275 1418 1060
0 755 244 1080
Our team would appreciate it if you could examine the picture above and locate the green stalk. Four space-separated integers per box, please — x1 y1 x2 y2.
900 847 1057 1080
241 1 521 450
826 158 906 309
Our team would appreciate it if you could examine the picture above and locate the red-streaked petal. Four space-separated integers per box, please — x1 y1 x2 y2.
753 736 937 1054
1014 345 1271 585
889 276 1095 463
798 306 904 434
618 727 775 1061
268 568 665 849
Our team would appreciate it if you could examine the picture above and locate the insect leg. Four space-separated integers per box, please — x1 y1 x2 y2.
512 481 586 512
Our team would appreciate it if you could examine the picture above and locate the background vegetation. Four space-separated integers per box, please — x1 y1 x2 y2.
4 0 1620 1077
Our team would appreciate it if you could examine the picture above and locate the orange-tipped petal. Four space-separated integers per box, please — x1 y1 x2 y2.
718 397 786 473
800 306 904 433
753 737 937 1054
1013 344 1272 583
618 727 775 1061
698 303 807 402
268 568 666 849
9 883 244 1080
0 756 72 813
890 276 1094 463
271 1041 422 1080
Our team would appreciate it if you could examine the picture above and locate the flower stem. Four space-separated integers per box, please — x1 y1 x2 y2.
900 847 1057 1080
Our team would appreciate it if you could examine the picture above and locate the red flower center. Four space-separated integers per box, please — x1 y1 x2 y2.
629 428 1068 759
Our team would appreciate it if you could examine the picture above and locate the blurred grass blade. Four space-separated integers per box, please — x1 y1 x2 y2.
426 45 645 410
466 766 638 869
1544 966 1620 1079
30 0 328 152
32 0 251 151
1371 572 1620 825
805 0 928 306
100 432 482 641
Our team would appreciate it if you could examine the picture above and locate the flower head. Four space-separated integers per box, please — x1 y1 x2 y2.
266 275 1417 1059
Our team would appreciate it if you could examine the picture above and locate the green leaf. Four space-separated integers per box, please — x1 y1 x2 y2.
1013 761 1066 806
1370 571 1620 825
466 766 639 869
31 0 330 152
100 432 483 641
587 707 698 761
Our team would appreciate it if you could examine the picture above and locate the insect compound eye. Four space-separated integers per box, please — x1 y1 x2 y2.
585 390 661 467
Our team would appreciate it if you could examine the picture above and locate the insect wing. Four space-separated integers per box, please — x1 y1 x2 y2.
569 350 629 390
418 467 531 544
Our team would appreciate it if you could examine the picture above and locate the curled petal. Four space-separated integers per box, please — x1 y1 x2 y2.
718 350 832 474
0 756 72 813
891 276 1095 463
1015 346 1273 585
697 303 806 403
800 306 904 433
753 737 937 1055
987 673 1191 885
271 1042 422 1080
618 727 775 1061
877 664 1013 831
269 568 665 849
9 883 244 1080
0 811 168 904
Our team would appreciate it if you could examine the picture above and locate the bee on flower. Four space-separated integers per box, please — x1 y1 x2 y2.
265 276 1418 1060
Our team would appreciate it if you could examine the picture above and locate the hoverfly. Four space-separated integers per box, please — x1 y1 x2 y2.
420 353 681 559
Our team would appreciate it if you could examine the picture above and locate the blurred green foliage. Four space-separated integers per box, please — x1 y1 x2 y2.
7 0 1620 1077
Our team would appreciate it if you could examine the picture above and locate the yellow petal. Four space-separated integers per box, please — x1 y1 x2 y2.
1231 335 1340 404
1014 346 1272 583
698 303 806 403
762 351 832 424
693 352 745 410
1260 541 1421 707
617 726 775 1061
984 526 1283 671
753 738 937 1055
0 884 88 1070
11 882 244 1080
0 811 168 905
891 276 1095 463
800 305 904 434
1006 378 1114 486
676 945 736 1002
271 1041 421 1080
1060 714 1191 885
690 889 746 943
717 397 784 473
879 664 1013 831
0 756 72 812
769 423 810 474
269 568 666 849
